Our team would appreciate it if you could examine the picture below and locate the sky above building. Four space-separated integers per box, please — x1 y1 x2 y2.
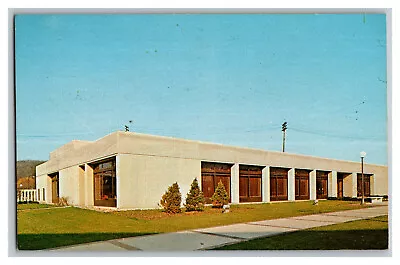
15 13 388 165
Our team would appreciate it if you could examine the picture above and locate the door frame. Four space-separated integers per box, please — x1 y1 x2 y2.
50 173 59 204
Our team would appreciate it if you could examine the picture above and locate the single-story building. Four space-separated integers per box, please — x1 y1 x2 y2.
35 131 388 209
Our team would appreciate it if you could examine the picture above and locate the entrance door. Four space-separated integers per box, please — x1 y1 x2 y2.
239 165 262 203
337 176 344 198
93 158 117 207
316 171 328 199
50 173 59 203
270 167 288 201
295 169 310 200
357 174 371 197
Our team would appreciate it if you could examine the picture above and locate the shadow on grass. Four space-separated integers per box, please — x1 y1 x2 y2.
213 229 389 250
17 232 156 250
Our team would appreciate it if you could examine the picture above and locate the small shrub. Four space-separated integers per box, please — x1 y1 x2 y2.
57 197 69 206
211 180 229 208
185 178 205 212
160 182 182 214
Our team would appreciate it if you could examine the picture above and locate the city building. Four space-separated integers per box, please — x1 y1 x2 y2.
35 131 388 209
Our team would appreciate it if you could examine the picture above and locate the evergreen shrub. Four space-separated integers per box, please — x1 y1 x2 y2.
185 178 205 212
160 182 182 213
211 180 229 208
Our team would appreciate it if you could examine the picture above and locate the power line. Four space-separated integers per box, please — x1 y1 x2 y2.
289 127 383 141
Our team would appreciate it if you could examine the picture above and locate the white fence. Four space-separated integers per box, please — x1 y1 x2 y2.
17 189 37 202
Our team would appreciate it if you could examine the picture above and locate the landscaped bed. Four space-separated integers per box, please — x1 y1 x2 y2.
17 200 378 250
213 215 389 250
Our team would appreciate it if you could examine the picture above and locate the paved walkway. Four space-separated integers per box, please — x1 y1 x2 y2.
50 204 388 252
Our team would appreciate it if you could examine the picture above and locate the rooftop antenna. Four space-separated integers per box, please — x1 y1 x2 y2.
124 120 133 132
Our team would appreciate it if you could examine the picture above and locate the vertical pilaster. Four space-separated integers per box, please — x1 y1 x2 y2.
351 172 358 198
310 170 317 200
85 164 94 206
116 155 121 208
262 166 270 202
370 174 375 195
288 168 295 201
231 163 240 204
329 171 338 198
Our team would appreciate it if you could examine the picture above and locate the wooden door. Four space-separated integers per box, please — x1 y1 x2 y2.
295 169 310 200
239 165 262 202
316 171 328 199
357 174 371 197
270 167 288 201
201 162 232 204
337 176 343 198
51 174 59 204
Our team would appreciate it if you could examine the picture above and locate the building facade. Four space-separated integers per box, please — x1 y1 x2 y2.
35 131 388 209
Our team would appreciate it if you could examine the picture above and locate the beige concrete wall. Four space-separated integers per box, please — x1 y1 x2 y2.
37 132 119 176
78 166 85 206
59 166 81 205
84 164 94 206
117 132 387 175
366 165 388 195
342 173 353 197
117 154 201 209
35 174 51 203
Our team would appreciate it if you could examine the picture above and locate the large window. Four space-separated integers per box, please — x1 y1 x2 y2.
239 165 262 202
93 158 117 207
201 162 232 204
270 167 289 201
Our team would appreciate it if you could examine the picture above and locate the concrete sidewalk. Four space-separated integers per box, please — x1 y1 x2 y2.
50 204 388 252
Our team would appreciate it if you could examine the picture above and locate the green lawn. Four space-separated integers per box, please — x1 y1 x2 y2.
17 200 375 250
213 215 388 250
17 203 59 210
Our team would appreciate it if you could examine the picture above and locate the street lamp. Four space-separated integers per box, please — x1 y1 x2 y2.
360 151 367 205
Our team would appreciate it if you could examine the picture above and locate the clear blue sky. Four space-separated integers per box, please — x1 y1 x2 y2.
15 14 387 165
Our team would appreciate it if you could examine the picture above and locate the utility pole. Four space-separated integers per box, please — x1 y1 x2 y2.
282 121 287 152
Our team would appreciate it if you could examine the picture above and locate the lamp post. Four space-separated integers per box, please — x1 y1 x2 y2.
360 151 367 205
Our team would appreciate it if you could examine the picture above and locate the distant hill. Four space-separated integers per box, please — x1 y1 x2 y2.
16 160 46 180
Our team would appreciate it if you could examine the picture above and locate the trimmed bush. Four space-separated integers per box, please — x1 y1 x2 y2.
185 178 205 212
211 180 229 208
160 182 182 213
